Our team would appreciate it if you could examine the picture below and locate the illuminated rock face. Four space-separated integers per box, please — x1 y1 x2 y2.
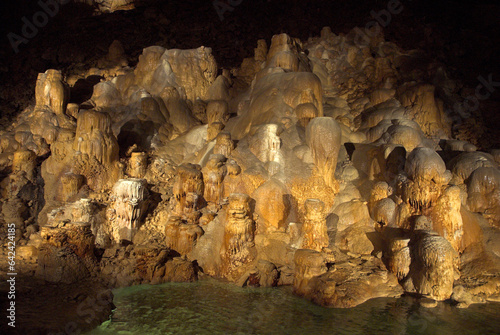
293 249 328 295
206 100 229 125
249 124 282 164
407 231 458 301
164 216 204 255
467 167 500 226
163 47 218 101
4 25 500 313
213 132 234 157
306 118 341 189
369 182 397 227
252 178 291 232
76 0 136 13
36 220 96 284
35 69 67 116
221 193 256 276
128 152 148 178
430 186 464 252
301 199 329 251
73 109 121 191
397 83 450 138
172 164 204 216
399 147 450 214
385 237 411 281
59 173 85 202
108 179 149 243
293 249 403 308
74 110 119 167
202 155 227 206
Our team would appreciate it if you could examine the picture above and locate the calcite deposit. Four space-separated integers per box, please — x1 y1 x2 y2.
107 178 149 244
1 25 500 323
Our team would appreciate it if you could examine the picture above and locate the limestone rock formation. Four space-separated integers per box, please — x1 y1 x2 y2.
128 152 148 178
301 199 329 251
12 149 37 181
164 216 204 255
220 193 256 277
213 132 234 157
36 222 96 284
107 178 149 244
249 124 282 165
202 154 227 208
2 24 500 319
35 69 68 116
467 167 500 226
172 164 204 216
100 245 198 287
306 117 341 189
293 249 328 296
385 236 411 281
76 0 136 13
252 179 291 232
231 71 323 140
400 147 450 213
430 186 464 252
293 249 402 308
406 231 459 300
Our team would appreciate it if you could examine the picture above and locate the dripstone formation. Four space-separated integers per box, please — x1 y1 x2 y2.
1 26 500 333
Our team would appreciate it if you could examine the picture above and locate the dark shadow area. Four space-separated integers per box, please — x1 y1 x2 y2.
70 75 103 104
344 142 356 161
117 119 157 156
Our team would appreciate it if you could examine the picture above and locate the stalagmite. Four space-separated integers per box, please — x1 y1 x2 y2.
172 164 204 215
306 118 341 189
128 152 148 178
252 178 291 232
467 167 500 226
295 103 319 128
385 237 411 281
249 124 282 163
12 150 37 181
206 100 229 125
408 231 458 301
108 178 149 243
60 173 85 202
207 122 225 142
221 193 256 275
213 132 234 157
400 147 451 214
3 21 500 319
74 110 119 167
202 155 227 207
430 186 464 251
72 109 120 190
293 249 328 296
301 199 329 251
164 215 204 255
35 69 68 116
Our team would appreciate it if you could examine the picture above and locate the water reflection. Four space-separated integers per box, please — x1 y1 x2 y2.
87 279 500 335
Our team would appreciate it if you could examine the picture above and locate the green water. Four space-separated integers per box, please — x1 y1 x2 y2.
87 279 500 335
